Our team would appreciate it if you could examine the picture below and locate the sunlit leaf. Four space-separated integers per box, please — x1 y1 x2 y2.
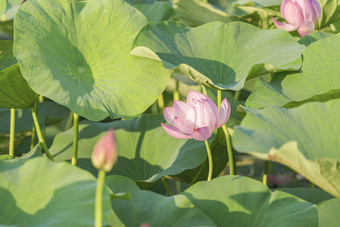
0 157 112 226
233 100 340 198
132 21 304 91
182 175 318 226
106 175 215 226
13 0 170 121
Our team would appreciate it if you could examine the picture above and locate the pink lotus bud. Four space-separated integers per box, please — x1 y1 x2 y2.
161 90 231 141
91 129 117 172
272 0 321 37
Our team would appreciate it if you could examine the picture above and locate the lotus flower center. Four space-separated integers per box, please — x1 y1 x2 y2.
77 66 85 74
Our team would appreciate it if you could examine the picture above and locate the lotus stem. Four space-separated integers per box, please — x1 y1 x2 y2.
173 80 180 101
217 90 235 175
71 113 79 166
161 177 173 196
157 93 164 113
31 107 53 160
9 108 15 156
205 140 213 181
95 169 106 227
30 102 38 150
262 160 270 186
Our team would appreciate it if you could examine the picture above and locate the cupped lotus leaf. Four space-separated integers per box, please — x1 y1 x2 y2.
182 175 318 226
0 41 37 108
247 33 340 109
106 175 215 226
49 114 210 185
232 100 340 198
132 21 304 91
318 198 340 226
0 157 112 226
13 0 170 121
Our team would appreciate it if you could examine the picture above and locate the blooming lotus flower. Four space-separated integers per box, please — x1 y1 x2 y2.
91 129 117 172
272 0 321 37
161 90 230 141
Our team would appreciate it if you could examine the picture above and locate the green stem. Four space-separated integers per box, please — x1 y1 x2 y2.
222 125 235 175
9 108 15 156
264 10 269 29
30 102 38 150
161 177 173 196
71 113 79 166
95 169 106 227
175 181 181 194
217 90 235 175
173 80 180 101
38 95 44 103
31 107 53 160
205 140 213 182
157 93 164 113
234 90 241 100
262 160 270 186
64 111 74 130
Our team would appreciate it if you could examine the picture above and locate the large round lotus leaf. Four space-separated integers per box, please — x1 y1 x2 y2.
0 157 112 226
232 100 340 198
49 114 209 184
106 175 215 226
0 40 37 108
318 198 340 226
182 175 317 226
246 33 340 109
13 0 170 121
132 21 304 91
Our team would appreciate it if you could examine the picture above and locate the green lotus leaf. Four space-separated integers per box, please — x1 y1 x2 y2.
182 175 318 226
13 0 170 121
49 114 210 185
318 198 340 226
172 0 241 27
0 40 37 108
298 31 333 46
134 2 177 23
132 21 304 91
246 33 340 109
275 188 334 204
106 175 215 226
232 100 340 198
318 0 340 29
0 157 112 226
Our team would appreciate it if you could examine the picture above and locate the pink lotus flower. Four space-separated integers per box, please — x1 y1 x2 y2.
161 91 230 141
272 0 321 37
91 129 117 172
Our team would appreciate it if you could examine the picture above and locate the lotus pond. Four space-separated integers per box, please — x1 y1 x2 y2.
0 0 340 226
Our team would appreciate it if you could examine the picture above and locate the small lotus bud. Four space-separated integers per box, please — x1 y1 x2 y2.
91 129 117 172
